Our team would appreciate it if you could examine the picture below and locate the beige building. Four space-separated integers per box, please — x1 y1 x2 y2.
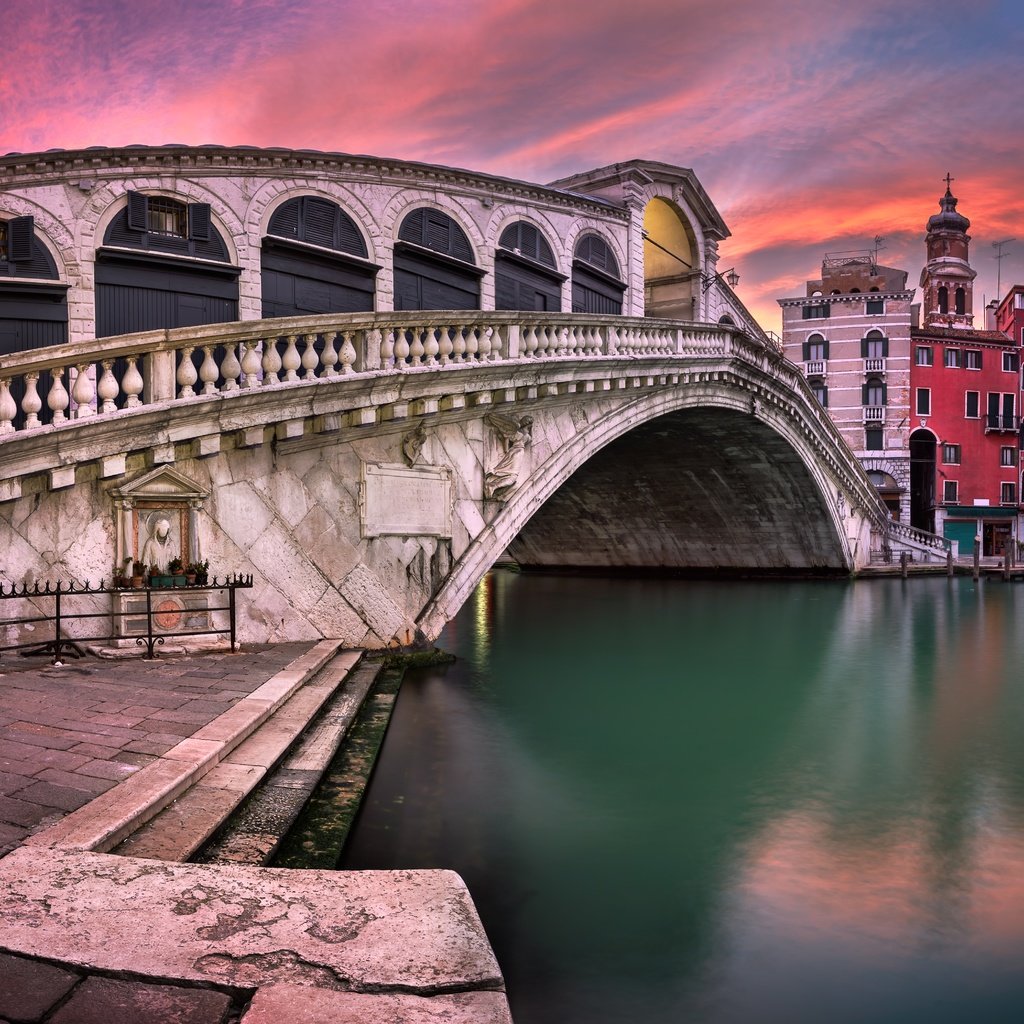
779 254 914 521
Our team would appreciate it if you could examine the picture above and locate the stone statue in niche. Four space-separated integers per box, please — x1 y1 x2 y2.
483 413 533 501
401 421 428 466
140 512 180 571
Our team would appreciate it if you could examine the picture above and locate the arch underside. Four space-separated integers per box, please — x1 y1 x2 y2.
505 407 847 574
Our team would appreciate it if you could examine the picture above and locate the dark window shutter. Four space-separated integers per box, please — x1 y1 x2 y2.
336 212 366 257
862 383 869 405
127 192 149 232
576 234 619 278
268 199 301 239
821 387 829 409
398 209 425 246
802 339 810 361
882 336 889 357
424 211 450 252
860 337 868 358
822 338 830 359
303 198 338 248
8 216 34 262
188 203 211 241
882 382 887 405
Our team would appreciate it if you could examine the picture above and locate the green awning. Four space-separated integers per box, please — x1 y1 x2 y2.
943 506 1018 519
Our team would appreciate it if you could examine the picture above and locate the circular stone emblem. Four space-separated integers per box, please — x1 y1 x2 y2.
154 599 183 631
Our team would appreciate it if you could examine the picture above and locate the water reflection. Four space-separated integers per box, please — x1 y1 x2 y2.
340 573 1024 1024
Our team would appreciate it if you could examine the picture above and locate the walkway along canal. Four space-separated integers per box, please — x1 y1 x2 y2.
285 569 1024 1024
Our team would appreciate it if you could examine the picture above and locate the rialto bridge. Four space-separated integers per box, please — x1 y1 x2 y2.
0 146 947 647
0 311 947 648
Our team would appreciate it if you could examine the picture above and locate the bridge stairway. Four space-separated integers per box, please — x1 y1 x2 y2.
112 650 377 864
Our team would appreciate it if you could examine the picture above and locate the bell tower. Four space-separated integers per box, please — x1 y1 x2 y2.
920 174 976 329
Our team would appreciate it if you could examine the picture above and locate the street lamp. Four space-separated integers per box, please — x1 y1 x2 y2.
702 267 740 292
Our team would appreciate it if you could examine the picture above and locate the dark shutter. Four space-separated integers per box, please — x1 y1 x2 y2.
303 198 338 248
802 339 810 361
399 209 475 264
860 337 868 358
127 192 149 232
882 382 888 405
268 201 300 240
821 387 829 409
188 203 212 241
882 336 889 357
8 217 34 262
822 338 830 359
862 383 869 405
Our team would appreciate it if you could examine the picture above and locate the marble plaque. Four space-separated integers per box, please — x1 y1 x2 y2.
360 463 452 538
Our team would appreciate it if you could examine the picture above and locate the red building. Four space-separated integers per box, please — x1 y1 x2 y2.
910 184 1023 556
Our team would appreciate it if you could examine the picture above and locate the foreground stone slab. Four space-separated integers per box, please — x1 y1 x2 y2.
49 976 231 1024
0 849 503 995
240 984 513 1023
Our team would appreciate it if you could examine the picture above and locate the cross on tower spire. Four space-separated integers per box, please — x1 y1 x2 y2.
944 171 955 193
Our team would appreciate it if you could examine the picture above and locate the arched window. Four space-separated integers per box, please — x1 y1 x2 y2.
395 208 481 310
718 314 736 326
803 333 828 362
495 221 563 311
938 285 949 314
955 286 966 315
572 233 625 314
262 196 376 317
863 376 886 406
861 329 888 359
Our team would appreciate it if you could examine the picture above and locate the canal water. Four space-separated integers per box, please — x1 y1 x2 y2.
338 570 1024 1024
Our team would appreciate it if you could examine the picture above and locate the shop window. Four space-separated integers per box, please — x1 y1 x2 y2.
942 444 961 464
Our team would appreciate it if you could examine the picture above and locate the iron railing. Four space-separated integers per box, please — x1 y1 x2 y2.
0 575 253 664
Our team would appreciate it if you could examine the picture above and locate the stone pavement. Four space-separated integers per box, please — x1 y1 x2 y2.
0 644 512 1024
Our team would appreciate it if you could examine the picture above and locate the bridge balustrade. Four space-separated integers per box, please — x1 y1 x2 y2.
0 313 776 436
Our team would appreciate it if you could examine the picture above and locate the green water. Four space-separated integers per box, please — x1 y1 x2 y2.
339 571 1024 1023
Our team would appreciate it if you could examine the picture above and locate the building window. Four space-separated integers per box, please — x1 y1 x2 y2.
915 345 933 366
966 391 980 418
1003 351 1019 373
803 333 828 361
865 427 884 451
810 380 828 408
864 377 886 406
866 298 884 315
1001 446 1017 467
987 392 1016 431
943 480 958 503
1001 482 1017 505
945 348 961 368
802 302 830 320
942 443 961 464
917 388 931 415
965 349 982 369
143 197 188 237
862 330 887 359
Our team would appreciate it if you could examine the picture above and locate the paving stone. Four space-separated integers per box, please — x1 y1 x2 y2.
49 976 231 1024
0 952 79 1022
14 781 92 813
34 768 116 797
0 771 33 797
0 795 58 829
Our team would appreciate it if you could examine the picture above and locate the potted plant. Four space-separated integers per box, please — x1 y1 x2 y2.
131 560 147 588
167 555 187 587
188 559 209 586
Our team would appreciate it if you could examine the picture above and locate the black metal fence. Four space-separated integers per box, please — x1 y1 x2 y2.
0 575 253 664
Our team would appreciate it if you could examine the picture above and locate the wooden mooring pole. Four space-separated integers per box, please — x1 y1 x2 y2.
974 538 981 581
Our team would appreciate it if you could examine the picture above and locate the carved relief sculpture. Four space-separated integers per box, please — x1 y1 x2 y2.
484 414 533 501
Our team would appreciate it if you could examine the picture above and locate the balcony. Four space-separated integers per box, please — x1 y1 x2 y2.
864 405 885 423
864 357 886 373
805 360 826 376
985 413 1019 433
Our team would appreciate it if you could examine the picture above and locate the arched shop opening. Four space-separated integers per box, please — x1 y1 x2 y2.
262 196 378 316
642 197 697 319
572 233 625 314
494 221 564 311
866 470 902 520
909 429 936 533
395 208 482 310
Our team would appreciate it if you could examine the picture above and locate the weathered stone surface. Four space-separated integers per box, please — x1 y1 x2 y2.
239 985 512 1024
48 976 231 1024
0 849 503 993
0 952 79 1021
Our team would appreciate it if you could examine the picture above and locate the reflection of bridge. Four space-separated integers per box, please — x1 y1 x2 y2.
0 311 947 647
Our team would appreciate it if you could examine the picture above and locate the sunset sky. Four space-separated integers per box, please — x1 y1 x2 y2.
4 0 1023 332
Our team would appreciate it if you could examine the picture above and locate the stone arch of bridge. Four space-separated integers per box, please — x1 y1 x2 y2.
417 383 856 641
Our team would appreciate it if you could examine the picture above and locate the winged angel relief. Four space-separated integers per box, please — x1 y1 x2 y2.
483 413 534 501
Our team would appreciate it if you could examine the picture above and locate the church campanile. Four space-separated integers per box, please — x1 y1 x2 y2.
920 174 976 329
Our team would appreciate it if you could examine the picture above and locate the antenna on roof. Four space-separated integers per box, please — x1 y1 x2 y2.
993 239 1015 301
871 236 886 270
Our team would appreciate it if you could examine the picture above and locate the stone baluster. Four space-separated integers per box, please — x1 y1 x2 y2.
301 333 319 380
0 379 15 434
438 327 454 365
177 349 198 398
523 324 538 358
409 328 425 367
556 327 570 358
451 326 467 363
321 332 340 376
465 326 479 363
281 335 301 382
394 328 410 368
97 360 119 413
240 340 262 388
199 347 219 394
380 327 396 368
337 331 356 375
423 327 440 366
262 338 282 384
586 326 602 358
122 357 144 407
573 327 587 357
490 324 505 360
220 344 242 391
21 373 42 428
48 368 69 423
477 325 492 361
72 363 96 418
